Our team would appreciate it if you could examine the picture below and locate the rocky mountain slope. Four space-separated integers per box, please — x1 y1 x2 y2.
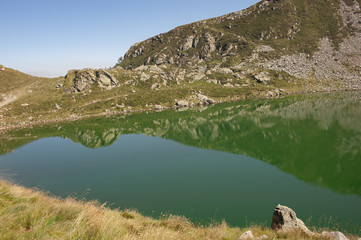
1 0 361 130
118 0 361 90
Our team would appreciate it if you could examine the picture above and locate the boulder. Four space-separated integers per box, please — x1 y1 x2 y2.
218 67 234 75
271 204 314 236
149 65 164 74
196 94 214 105
155 56 166 65
193 73 205 81
239 231 254 240
321 231 349 240
223 83 234 87
254 72 271 84
96 70 118 90
175 100 189 107
256 45 275 53
134 65 149 72
140 72 150 81
155 105 163 110
65 69 118 93
257 235 268 240
181 35 195 51
0 66 5 71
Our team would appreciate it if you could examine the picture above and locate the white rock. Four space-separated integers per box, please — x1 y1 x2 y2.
218 68 234 75
175 100 188 107
254 72 271 84
257 235 268 240
321 231 349 240
140 72 150 81
196 94 214 105
223 83 234 87
239 230 254 240
193 73 205 81
155 105 163 110
134 65 149 71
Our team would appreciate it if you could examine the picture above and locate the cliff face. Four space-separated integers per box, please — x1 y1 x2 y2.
118 0 361 90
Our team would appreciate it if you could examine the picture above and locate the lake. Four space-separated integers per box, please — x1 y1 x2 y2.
0 92 360 234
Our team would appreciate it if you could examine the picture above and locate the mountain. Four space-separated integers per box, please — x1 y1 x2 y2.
118 0 361 90
1 0 361 130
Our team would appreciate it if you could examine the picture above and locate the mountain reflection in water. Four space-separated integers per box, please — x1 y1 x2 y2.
0 92 360 234
2 92 360 197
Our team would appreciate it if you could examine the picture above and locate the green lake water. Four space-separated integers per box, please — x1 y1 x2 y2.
0 92 360 234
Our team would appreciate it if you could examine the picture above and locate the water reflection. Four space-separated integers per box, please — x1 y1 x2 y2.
2 92 360 197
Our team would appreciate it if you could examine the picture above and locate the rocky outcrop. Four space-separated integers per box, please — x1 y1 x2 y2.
65 69 118 93
271 204 314 236
196 94 214 105
0 66 5 71
175 100 189 107
116 0 361 91
237 205 351 240
253 72 270 84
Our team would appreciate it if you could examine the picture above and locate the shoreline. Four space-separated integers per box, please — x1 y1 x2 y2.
1 88 358 133
0 180 358 240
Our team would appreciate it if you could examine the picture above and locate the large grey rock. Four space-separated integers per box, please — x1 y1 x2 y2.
271 204 314 236
218 67 234 75
193 73 205 81
140 72 150 81
96 70 118 90
181 35 195 51
254 72 271 84
257 45 274 53
175 100 188 107
65 69 118 93
321 231 349 240
155 105 163 110
149 65 164 74
134 65 149 72
239 230 254 240
196 94 214 105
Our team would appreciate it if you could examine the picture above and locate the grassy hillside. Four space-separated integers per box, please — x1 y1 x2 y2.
0 66 40 94
1 64 311 131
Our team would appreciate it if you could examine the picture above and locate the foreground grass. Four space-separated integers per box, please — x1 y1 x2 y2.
1 181 357 240
0 181 247 239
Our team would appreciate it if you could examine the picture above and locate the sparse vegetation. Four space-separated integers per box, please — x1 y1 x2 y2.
1 180 358 239
0 180 264 239
118 0 355 70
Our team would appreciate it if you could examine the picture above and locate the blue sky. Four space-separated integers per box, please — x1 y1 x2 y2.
0 0 259 77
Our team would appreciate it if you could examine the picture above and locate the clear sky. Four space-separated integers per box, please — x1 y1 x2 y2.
0 0 259 77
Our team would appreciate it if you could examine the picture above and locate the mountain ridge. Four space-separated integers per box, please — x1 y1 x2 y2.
118 0 361 90
1 0 361 131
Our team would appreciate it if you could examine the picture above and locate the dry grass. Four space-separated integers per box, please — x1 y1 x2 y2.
1 180 358 240
0 180 245 239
